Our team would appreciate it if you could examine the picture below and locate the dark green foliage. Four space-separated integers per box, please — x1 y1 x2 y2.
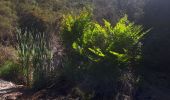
0 61 22 83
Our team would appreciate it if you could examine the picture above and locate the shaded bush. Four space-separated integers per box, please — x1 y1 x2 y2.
0 61 23 83
18 3 56 33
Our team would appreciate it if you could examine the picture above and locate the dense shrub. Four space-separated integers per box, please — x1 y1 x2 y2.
61 11 148 99
62 11 147 69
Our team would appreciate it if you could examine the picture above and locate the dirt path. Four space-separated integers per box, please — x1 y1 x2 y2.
0 79 88 100
0 79 27 100
0 79 67 100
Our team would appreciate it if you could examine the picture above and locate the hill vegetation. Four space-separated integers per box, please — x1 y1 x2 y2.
0 0 170 99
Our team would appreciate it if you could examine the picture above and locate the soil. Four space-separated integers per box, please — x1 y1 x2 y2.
0 79 31 100
0 79 79 100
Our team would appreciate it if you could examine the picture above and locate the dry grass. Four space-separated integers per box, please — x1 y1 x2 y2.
0 45 17 66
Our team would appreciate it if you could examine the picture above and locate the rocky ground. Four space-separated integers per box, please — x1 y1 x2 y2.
0 79 81 100
0 79 26 100
1 76 170 100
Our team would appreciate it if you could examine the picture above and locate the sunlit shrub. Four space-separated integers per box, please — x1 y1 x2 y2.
61 11 148 98
62 12 147 67
62 10 92 49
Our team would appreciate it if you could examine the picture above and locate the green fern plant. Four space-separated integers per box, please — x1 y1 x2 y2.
62 11 149 98
62 13 148 67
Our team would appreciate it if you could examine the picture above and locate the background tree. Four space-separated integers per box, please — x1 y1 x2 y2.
0 0 17 45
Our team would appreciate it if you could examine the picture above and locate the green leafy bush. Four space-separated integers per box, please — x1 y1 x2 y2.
62 12 147 67
62 10 92 49
62 11 148 98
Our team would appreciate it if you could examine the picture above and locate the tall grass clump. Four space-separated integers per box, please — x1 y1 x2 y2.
61 11 149 99
16 29 53 88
